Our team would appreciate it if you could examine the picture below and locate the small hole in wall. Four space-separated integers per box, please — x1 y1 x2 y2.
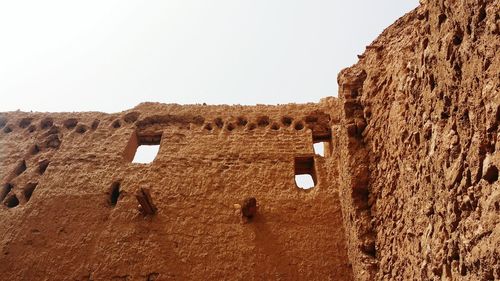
40 118 53 129
483 165 498 184
349 89 359 98
112 120 121 128
14 160 27 176
452 33 463 46
270 123 280 130
257 116 270 127
247 123 256 131
438 14 447 28
91 119 100 130
422 38 429 50
109 182 121 206
236 117 248 126
123 111 140 123
64 118 78 129
478 6 486 22
38 160 50 175
313 143 325 156
192 115 205 126
3 126 12 133
214 118 224 129
46 125 59 135
204 123 213 131
19 118 33 129
27 125 36 133
45 135 61 149
294 122 304 130
75 125 88 134
281 116 293 127
23 182 38 202
4 194 19 208
294 156 317 189
429 74 436 91
30 144 40 155
0 183 13 202
226 123 235 131
484 59 491 71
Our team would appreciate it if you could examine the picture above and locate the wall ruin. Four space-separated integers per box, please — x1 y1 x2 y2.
0 101 356 280
0 0 499 280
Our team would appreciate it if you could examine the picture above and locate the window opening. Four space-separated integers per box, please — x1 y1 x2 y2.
133 145 160 164
294 156 317 189
313 142 325 156
125 131 162 164
312 131 332 157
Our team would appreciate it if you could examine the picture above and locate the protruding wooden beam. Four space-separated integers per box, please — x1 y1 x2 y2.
136 187 157 215
241 197 257 219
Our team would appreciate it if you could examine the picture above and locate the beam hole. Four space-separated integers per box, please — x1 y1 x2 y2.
23 182 38 202
4 194 19 208
109 182 121 206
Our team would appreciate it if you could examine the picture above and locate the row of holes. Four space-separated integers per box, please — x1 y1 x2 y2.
0 182 38 208
1 153 50 209
0 109 140 135
203 116 308 132
0 117 101 134
13 159 51 176
1 113 325 135
1 116 57 208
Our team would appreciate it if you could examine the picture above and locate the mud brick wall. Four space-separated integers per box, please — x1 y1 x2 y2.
0 101 355 280
1 0 499 280
337 0 499 280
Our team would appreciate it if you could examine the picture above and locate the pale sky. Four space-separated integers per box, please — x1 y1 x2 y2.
0 1 418 113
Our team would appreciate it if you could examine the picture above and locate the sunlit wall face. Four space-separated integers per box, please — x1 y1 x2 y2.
0 0 418 113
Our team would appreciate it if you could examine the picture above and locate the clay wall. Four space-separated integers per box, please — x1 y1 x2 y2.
337 0 499 280
0 101 354 280
1 1 498 280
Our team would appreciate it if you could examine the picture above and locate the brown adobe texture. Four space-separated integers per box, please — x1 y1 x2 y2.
0 101 356 280
0 0 499 280
337 0 499 280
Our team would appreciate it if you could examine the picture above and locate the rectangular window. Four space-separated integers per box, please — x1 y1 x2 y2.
294 156 317 189
312 131 332 157
124 131 162 164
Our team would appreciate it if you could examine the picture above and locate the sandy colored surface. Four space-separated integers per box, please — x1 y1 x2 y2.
337 0 499 279
0 101 354 280
1 0 499 280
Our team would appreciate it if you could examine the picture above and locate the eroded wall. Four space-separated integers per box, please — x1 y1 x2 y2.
337 0 499 280
1 1 498 280
0 101 354 280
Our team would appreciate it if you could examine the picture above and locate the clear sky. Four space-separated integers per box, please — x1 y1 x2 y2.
0 1 418 113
